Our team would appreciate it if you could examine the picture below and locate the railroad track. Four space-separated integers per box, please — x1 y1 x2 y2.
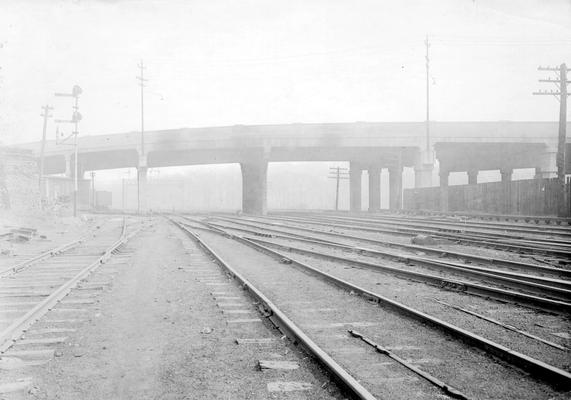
201 218 571 355
172 216 571 399
0 240 83 279
395 209 571 226
347 214 569 246
256 214 571 259
211 215 571 280
285 211 571 238
276 213 571 251
204 217 571 312
368 213 571 236
0 218 141 354
317 213 571 249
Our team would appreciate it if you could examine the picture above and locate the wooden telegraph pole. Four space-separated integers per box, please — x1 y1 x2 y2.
328 166 349 211
534 64 570 216
39 105 53 209
136 60 148 215
425 34 431 153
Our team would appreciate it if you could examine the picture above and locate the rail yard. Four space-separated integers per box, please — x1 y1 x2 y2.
0 212 569 400
1 2 570 399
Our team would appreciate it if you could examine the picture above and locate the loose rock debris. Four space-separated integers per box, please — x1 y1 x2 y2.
266 381 313 392
258 360 300 371
410 234 437 245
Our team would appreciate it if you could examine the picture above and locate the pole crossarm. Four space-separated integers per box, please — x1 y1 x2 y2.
40 105 53 114
538 66 564 71
538 79 571 83
533 90 569 96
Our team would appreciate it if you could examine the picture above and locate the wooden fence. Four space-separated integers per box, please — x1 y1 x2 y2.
403 177 571 217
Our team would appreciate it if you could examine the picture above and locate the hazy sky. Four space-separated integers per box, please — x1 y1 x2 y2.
0 0 570 145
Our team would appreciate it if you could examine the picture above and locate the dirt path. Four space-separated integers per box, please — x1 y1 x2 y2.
3 218 341 400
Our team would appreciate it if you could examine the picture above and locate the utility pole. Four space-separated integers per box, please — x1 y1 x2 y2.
328 166 349 211
425 34 431 153
39 105 53 210
90 171 96 209
534 63 570 217
136 60 148 215
55 85 83 217
122 178 126 212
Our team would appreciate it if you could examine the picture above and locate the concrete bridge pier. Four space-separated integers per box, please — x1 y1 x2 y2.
414 168 432 189
368 167 381 212
500 168 513 183
414 150 434 188
389 167 403 210
137 167 148 213
240 161 268 215
535 149 557 179
439 169 450 212
500 168 513 214
349 162 363 213
467 170 478 185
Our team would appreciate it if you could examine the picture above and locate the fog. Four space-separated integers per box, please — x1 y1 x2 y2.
88 163 537 212
1 0 570 146
0 0 569 213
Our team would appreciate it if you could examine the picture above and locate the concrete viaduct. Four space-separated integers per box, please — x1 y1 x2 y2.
16 121 571 214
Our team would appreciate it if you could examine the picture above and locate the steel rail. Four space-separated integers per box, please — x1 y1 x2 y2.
333 216 571 247
392 209 571 226
171 219 378 400
206 219 571 293
213 216 571 279
279 214 571 253
249 214 571 259
433 299 568 351
273 213 571 245
313 213 571 239
277 209 571 227
348 330 469 400
182 219 571 390
323 215 571 251
0 239 83 278
244 235 571 313
0 218 139 353
363 212 571 234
